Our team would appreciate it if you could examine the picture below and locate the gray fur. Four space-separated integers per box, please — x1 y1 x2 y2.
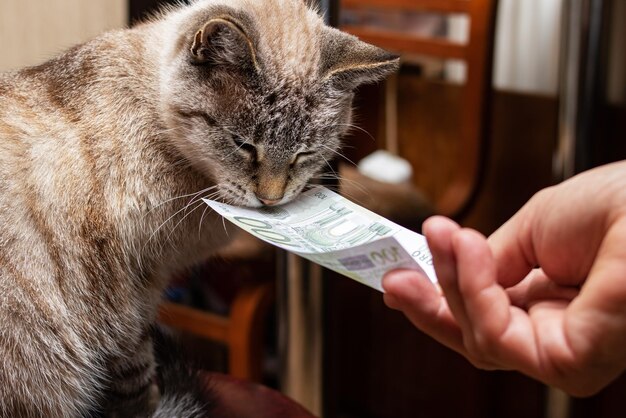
0 0 398 416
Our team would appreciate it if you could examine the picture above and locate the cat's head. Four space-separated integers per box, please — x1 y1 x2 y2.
161 0 399 207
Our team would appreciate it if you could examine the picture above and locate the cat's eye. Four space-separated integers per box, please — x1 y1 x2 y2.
232 136 257 155
291 150 317 166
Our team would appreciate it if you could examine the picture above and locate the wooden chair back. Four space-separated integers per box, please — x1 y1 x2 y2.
158 281 274 383
340 0 499 217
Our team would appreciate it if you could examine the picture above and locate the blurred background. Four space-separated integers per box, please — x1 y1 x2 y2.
1 1 625 417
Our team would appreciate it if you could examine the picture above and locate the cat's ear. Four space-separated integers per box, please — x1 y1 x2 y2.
189 18 259 71
321 28 400 91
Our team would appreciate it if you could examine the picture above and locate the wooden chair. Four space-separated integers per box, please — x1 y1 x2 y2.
339 0 499 217
158 279 274 383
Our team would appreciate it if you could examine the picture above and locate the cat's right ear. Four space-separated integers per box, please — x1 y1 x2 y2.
189 18 259 71
320 28 400 91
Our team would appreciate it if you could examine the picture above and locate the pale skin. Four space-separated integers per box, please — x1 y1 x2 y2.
383 160 626 397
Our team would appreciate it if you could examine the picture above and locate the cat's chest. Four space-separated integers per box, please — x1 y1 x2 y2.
138 200 238 274
86 205 237 346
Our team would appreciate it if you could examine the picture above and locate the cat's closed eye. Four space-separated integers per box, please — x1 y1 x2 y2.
290 150 318 167
232 135 257 156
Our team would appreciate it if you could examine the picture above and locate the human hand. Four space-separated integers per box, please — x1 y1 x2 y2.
383 161 626 396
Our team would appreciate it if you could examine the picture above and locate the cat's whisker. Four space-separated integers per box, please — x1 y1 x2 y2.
223 137 255 159
312 174 371 197
202 190 223 203
182 192 205 215
308 175 373 208
320 144 358 167
172 188 219 236
146 185 218 217
169 157 194 169
319 154 339 179
217 197 239 236
205 195 221 203
165 200 205 243
319 186 370 208
144 195 204 247
221 216 229 237
197 203 213 239
331 123 377 143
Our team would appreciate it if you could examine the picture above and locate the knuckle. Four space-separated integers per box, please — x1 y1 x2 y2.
465 350 502 370
472 332 501 358
464 336 499 368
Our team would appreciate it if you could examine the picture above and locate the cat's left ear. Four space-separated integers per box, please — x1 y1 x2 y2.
190 17 259 71
321 28 400 91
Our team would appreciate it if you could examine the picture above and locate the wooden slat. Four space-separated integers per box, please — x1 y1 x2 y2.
435 0 498 217
341 0 470 13
227 282 274 382
158 302 230 342
342 25 467 60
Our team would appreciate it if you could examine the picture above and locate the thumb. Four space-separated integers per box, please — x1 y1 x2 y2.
488 207 537 287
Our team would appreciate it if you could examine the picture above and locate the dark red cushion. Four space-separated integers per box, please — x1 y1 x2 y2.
200 372 317 418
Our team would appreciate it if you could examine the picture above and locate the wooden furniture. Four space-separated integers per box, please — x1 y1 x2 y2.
158 280 274 383
339 0 498 217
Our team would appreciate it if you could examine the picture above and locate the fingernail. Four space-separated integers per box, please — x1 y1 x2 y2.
382 272 400 292
382 271 411 307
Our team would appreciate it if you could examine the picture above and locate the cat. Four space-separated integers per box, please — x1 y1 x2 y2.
0 0 398 416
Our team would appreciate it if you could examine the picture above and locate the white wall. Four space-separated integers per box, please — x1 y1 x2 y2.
0 0 127 71
493 0 564 95
493 0 624 101
447 0 564 96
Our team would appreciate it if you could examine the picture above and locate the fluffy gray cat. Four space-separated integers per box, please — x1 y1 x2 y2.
0 0 398 416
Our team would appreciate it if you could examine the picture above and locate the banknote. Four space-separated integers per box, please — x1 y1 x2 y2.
203 186 437 292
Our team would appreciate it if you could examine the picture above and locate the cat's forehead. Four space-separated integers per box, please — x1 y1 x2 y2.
192 0 324 82
249 0 324 80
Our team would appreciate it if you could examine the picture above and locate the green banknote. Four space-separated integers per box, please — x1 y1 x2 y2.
203 187 437 292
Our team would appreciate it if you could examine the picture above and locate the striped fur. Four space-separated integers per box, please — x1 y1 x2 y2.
0 0 398 416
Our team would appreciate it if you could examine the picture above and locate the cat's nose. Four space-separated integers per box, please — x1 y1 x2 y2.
258 197 282 206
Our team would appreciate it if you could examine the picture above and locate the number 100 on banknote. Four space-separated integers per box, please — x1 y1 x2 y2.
203 187 437 292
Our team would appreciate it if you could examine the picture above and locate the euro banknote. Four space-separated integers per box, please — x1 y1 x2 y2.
203 186 437 292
